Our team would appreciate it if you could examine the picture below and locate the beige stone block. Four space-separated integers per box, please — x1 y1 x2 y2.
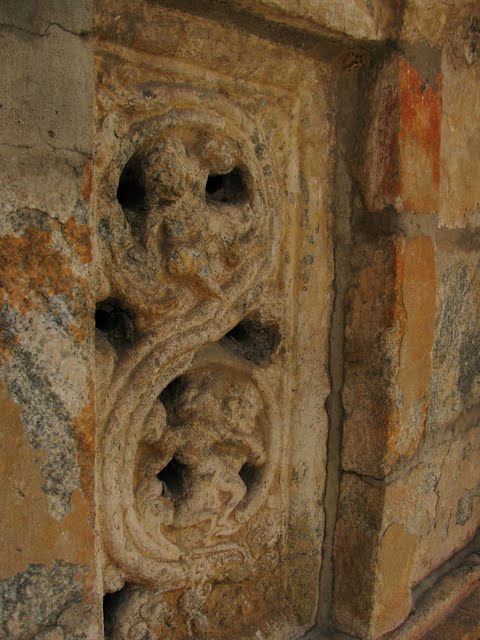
0 25 92 155
0 0 91 35
401 0 479 48
439 49 480 228
381 432 480 586
334 425 480 639
333 473 420 640
342 234 436 477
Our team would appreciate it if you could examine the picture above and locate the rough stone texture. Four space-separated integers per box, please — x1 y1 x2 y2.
360 6 480 227
386 538 480 640
0 1 99 638
400 1 480 49
331 4 480 636
333 474 418 639
2 1 480 640
335 223 480 639
342 232 436 477
94 1 333 638
439 46 480 227
428 230 480 433
334 421 480 639
358 53 442 215
420 584 480 640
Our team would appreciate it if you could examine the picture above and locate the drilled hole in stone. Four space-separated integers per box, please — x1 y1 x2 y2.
157 457 188 500
239 462 260 493
95 298 135 347
103 583 136 638
158 376 187 428
117 155 147 237
205 168 247 204
223 319 281 365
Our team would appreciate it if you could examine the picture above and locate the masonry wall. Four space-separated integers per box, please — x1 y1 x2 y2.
0 2 479 639
0 1 100 638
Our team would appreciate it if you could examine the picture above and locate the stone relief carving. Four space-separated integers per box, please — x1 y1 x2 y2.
94 5 330 637
95 103 283 592
137 358 270 545
95 114 280 332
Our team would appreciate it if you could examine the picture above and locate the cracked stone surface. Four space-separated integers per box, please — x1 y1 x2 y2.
1 1 480 639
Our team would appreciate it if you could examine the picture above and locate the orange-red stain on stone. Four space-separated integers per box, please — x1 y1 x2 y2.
398 58 442 212
73 377 96 501
397 236 435 455
64 216 93 265
377 84 400 201
82 161 93 202
0 228 75 315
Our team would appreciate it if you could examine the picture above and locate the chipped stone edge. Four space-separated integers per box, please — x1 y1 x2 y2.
387 532 480 640
216 0 398 42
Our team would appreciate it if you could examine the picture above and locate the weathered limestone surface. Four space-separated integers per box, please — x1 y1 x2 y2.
94 1 333 638
332 3 480 638
1 1 480 640
342 231 436 477
0 1 99 639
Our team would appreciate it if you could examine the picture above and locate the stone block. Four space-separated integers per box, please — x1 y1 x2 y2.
94 2 333 637
422 583 480 640
0 1 98 637
333 473 419 639
359 53 442 214
392 432 480 586
401 0 479 48
0 9 93 222
0 0 91 35
439 47 480 228
342 234 436 477
428 230 480 433
334 424 480 639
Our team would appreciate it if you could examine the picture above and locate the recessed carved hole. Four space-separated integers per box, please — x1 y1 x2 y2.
117 155 147 237
239 462 260 492
223 319 281 364
103 585 130 639
158 376 187 427
205 168 247 204
157 457 188 500
95 298 135 347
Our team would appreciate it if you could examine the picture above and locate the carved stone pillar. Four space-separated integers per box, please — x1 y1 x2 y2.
93 2 333 637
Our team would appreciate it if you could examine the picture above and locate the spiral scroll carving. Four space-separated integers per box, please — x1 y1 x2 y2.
96 106 283 591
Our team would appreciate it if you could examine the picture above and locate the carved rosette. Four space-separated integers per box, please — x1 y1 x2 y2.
95 109 281 329
99 340 281 589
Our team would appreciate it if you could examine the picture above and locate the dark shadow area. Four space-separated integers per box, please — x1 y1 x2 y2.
95 298 136 348
205 168 247 204
157 457 188 500
117 155 148 238
223 319 281 365
239 462 260 493
103 584 130 639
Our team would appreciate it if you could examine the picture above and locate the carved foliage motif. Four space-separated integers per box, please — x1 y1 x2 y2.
96 109 283 588
96 112 280 332
95 3 330 637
